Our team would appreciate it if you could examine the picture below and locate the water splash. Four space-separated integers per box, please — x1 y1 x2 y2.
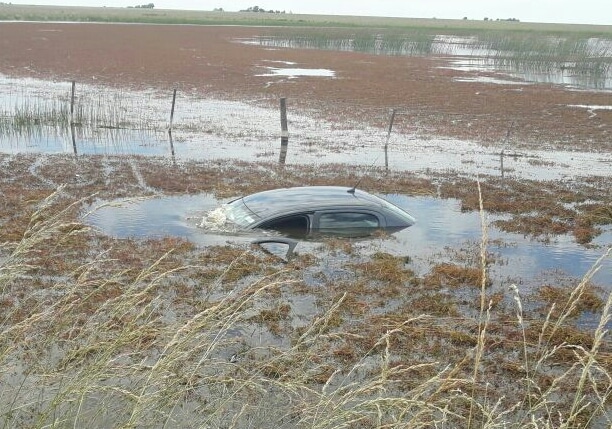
199 205 228 230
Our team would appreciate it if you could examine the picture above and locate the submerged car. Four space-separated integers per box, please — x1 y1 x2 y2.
216 186 416 239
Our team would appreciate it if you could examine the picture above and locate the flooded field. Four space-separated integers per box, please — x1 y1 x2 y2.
0 20 610 428
1 69 610 299
2 74 611 181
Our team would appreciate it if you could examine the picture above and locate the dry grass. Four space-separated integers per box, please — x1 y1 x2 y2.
424 262 489 289
0 161 610 427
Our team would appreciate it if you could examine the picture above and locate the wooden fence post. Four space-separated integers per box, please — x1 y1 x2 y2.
279 97 289 164
169 88 177 131
385 108 396 170
70 81 76 124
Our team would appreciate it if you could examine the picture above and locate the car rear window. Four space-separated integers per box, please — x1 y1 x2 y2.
319 212 379 230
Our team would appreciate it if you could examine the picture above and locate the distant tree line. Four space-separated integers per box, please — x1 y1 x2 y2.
482 17 520 22
240 6 286 14
128 3 154 8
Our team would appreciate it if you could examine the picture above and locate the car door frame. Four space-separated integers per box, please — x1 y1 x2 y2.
252 212 314 237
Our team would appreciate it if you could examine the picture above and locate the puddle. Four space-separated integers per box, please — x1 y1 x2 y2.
256 67 335 78
453 76 530 86
84 193 611 291
568 104 612 111
383 195 611 286
567 104 612 119
2 74 611 182
0 125 167 156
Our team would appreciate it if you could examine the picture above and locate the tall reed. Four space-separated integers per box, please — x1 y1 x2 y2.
0 84 162 141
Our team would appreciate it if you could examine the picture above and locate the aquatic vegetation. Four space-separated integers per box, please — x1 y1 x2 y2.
254 27 612 90
0 83 164 140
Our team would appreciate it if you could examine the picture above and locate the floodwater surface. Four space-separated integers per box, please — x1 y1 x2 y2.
1 75 611 181
84 193 611 291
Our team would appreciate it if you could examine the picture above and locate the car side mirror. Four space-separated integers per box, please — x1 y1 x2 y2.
252 237 298 261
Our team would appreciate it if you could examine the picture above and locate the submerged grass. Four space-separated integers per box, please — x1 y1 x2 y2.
262 26 610 54
0 185 610 427
257 26 611 84
0 84 162 139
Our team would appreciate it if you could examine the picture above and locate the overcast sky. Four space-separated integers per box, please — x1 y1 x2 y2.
5 0 612 25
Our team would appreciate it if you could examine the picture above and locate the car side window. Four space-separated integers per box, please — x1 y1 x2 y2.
259 215 310 238
318 212 379 231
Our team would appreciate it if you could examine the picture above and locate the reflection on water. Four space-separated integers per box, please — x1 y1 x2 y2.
384 195 611 286
84 193 611 290
0 124 168 156
0 76 171 156
86 194 220 241
446 56 612 91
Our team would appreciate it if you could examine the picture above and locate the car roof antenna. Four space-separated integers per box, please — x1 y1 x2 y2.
347 151 383 194
349 109 396 194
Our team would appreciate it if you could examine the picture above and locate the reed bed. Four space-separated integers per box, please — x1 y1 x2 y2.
0 187 610 427
256 27 612 87
0 85 163 140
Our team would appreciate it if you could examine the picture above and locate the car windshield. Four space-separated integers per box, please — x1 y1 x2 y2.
225 198 257 228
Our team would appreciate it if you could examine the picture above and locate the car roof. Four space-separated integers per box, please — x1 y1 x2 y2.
240 186 388 220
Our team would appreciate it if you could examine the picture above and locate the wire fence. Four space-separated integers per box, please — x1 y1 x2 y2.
0 77 609 173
